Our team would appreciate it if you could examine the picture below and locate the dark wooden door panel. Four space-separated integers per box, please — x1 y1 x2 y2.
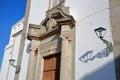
43 53 61 80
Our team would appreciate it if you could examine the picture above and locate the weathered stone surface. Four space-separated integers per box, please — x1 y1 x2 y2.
110 0 120 79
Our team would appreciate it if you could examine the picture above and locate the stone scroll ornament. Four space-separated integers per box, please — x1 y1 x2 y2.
79 38 113 63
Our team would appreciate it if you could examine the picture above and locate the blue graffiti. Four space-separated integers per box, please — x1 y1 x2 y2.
79 47 110 63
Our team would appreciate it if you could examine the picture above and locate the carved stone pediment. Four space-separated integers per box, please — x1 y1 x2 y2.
38 17 60 40
40 18 57 34
27 5 75 41
46 6 76 27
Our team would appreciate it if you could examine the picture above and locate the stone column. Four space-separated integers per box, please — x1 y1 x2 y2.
60 25 72 80
34 52 41 80
26 40 40 80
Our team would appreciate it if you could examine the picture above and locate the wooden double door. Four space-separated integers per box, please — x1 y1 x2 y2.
43 53 61 80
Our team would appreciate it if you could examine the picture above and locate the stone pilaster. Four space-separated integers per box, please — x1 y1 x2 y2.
60 25 72 80
34 52 41 80
26 40 40 80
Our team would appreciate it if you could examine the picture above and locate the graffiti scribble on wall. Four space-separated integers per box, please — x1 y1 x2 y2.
79 39 113 63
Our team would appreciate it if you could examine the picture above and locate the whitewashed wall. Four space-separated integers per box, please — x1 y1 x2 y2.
19 40 30 80
0 45 13 80
0 19 25 80
0 33 22 80
66 0 116 80
28 0 49 25
7 35 22 80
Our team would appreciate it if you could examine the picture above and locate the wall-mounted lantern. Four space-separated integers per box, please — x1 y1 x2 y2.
94 27 113 52
94 27 106 39
9 59 21 73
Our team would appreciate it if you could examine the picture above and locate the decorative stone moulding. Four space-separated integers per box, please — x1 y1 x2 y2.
27 2 75 41
46 7 75 27
27 24 40 40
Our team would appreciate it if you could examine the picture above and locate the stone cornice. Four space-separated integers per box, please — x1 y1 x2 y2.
27 23 60 40
27 24 40 40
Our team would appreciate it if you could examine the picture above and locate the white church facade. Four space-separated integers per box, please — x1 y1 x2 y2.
0 0 120 80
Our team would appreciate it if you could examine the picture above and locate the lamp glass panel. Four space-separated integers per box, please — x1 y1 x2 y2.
9 59 15 65
95 27 106 38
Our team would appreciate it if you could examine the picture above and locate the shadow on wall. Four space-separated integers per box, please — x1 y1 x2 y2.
79 56 120 80
26 43 31 54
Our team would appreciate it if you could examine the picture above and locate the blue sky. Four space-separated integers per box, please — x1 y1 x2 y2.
0 0 27 68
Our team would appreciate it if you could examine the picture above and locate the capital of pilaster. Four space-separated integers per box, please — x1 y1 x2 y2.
30 47 39 54
60 31 72 43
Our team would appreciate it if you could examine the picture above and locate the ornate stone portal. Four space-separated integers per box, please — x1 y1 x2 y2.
27 2 75 80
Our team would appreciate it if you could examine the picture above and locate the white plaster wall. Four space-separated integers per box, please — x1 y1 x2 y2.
65 0 109 21
0 47 12 80
19 39 30 80
28 0 49 25
0 19 24 80
66 0 116 80
11 19 24 36
7 34 22 80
